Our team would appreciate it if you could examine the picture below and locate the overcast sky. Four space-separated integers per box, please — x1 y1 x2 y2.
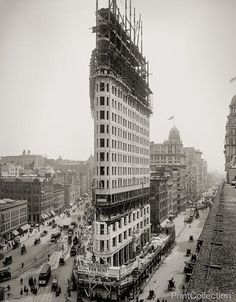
0 0 236 172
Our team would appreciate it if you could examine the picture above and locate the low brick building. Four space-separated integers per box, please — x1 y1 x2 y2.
0 176 56 223
0 198 28 242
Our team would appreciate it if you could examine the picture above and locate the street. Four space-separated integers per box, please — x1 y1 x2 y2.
138 208 209 302
0 199 91 302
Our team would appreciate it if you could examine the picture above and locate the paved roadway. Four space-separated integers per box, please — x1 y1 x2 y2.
1 199 91 302
138 208 209 302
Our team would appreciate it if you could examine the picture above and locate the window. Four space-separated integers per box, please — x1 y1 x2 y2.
100 111 105 119
128 228 131 236
112 237 116 247
128 214 131 223
100 167 105 175
100 138 105 147
100 82 105 91
118 234 122 243
100 241 104 252
100 224 104 235
100 96 105 105
124 231 127 239
100 152 105 161
100 124 105 133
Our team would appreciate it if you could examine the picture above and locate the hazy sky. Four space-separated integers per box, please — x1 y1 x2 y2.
0 0 236 172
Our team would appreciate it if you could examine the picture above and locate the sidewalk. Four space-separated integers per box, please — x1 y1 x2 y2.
173 212 186 237
138 208 209 302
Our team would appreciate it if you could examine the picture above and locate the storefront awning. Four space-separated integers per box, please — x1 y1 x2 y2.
12 230 19 237
20 224 31 232
160 219 172 228
50 210 56 216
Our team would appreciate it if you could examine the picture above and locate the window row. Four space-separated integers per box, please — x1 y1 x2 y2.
95 177 149 189
97 138 149 155
111 113 149 134
96 166 149 176
97 152 149 165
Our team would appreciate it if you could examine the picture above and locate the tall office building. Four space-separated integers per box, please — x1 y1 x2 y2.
150 127 187 212
90 0 152 266
224 95 236 182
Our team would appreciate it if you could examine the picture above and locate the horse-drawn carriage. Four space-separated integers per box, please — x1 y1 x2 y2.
190 254 197 263
3 256 12 266
147 289 156 299
184 260 195 282
168 278 176 291
189 235 194 242
186 248 191 257
21 244 26 255
34 238 41 245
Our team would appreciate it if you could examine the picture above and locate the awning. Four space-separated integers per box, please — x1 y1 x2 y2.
20 224 31 232
50 210 56 216
41 214 45 219
160 219 172 228
12 230 19 237
44 214 48 219
46 212 51 217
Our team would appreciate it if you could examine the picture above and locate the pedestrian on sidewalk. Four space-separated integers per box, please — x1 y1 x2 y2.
25 287 29 295
20 288 23 295
182 284 185 293
20 277 23 285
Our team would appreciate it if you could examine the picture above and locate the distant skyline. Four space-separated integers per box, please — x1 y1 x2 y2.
0 0 236 172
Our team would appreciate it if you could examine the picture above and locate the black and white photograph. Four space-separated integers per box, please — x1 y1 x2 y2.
0 0 235 301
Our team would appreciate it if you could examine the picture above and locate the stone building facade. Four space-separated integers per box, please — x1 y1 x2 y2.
224 95 236 183
150 127 187 212
0 176 58 223
0 199 27 242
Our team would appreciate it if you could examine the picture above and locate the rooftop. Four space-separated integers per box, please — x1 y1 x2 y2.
0 176 49 182
0 198 27 210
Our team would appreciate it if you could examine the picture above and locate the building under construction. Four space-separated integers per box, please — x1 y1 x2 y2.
73 1 175 301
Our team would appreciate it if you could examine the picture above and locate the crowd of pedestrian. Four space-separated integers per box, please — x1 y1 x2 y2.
19 275 38 296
